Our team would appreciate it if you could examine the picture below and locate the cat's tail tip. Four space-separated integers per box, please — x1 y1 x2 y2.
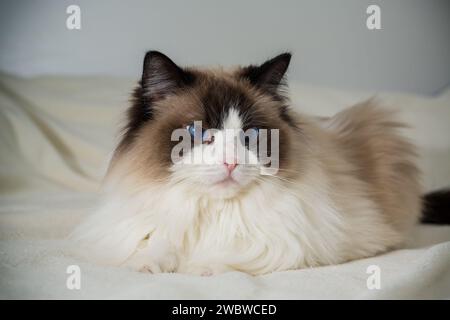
421 188 450 224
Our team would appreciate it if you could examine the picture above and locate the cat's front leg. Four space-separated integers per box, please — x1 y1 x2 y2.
178 262 233 276
122 236 178 273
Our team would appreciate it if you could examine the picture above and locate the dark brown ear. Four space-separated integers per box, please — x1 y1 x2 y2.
141 51 194 100
120 51 194 147
240 53 291 96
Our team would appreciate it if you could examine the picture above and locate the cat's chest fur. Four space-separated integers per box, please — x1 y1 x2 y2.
136 185 301 274
132 171 399 275
164 184 311 274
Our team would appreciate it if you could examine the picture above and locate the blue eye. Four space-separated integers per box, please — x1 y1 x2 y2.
247 127 259 139
244 127 259 139
187 124 196 138
187 124 212 143
240 127 259 147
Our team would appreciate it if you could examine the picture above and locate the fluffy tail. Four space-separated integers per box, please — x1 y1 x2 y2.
421 189 450 224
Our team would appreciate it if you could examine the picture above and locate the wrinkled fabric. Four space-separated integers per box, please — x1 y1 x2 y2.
0 73 449 299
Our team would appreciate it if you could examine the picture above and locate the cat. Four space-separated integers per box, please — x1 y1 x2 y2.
70 51 426 276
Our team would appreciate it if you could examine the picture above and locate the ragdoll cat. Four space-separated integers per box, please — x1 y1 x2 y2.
71 51 425 276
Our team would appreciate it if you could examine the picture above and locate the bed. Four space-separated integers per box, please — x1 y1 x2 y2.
0 72 449 299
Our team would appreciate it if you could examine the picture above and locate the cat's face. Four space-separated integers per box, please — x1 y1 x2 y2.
114 51 300 199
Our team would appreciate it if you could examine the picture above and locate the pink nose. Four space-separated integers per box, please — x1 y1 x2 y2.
224 162 237 173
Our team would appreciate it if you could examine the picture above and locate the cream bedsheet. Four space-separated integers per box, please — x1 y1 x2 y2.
0 72 449 299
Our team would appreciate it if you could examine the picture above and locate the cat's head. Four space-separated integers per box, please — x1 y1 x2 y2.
113 51 302 199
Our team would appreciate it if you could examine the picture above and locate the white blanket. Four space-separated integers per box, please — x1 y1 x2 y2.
0 72 449 299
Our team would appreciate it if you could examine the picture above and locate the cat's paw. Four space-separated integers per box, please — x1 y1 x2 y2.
123 238 178 273
138 263 160 274
134 255 177 274
179 264 230 276
200 269 214 277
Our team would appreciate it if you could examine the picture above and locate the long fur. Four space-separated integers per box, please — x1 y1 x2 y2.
70 52 422 275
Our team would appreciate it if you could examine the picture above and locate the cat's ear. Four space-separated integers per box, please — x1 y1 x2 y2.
141 51 193 100
240 53 291 95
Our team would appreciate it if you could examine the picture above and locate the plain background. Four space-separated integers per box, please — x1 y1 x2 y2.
0 0 449 95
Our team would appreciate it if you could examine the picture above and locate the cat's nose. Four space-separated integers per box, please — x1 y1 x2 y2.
224 162 237 173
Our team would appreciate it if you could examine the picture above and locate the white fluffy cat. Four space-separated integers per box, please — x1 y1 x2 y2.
70 51 424 275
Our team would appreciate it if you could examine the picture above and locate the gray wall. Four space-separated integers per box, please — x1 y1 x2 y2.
0 0 449 95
